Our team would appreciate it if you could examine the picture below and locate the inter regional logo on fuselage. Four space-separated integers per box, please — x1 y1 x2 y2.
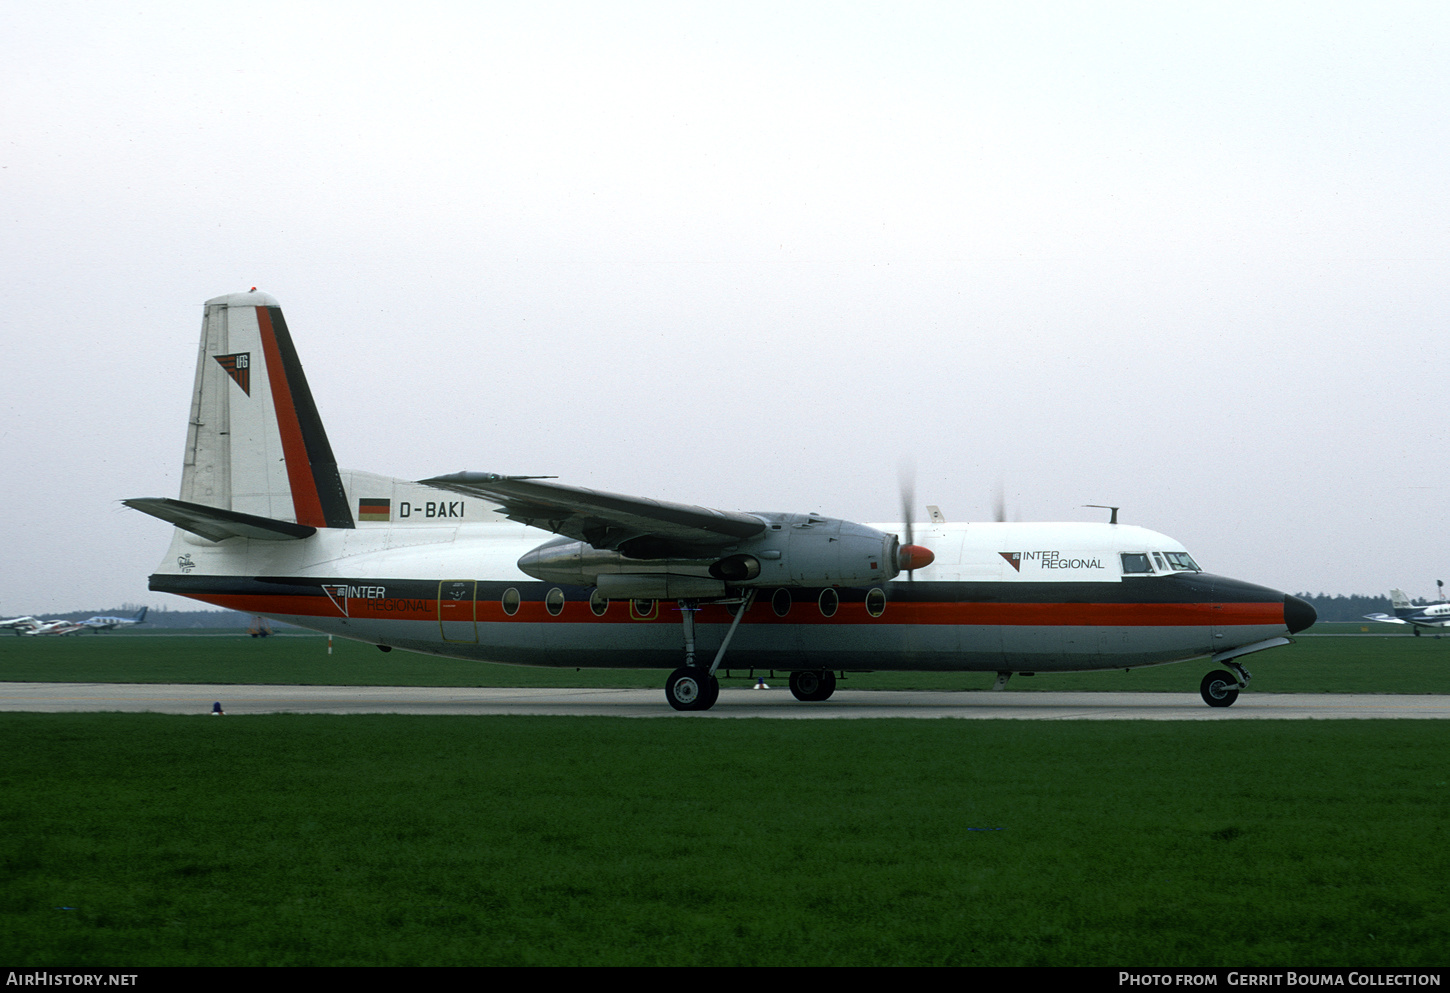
321 583 387 616
1000 551 1105 572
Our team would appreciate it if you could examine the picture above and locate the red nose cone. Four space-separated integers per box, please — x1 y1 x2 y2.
898 544 934 571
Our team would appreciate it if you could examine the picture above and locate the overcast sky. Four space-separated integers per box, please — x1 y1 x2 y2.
3 2 1447 613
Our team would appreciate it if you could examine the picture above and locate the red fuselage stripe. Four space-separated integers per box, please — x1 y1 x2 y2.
173 593 1286 628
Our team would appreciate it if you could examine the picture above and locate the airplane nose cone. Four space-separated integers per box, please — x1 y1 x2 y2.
898 544 934 571
1284 594 1317 634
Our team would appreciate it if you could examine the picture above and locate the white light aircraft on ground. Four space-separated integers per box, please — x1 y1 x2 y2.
22 619 86 636
1 616 39 635
1365 584 1450 636
77 607 149 632
126 292 1316 710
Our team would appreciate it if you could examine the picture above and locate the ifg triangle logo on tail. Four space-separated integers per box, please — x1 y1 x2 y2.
214 352 251 395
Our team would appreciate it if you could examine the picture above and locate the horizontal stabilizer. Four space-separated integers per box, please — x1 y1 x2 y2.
124 497 316 542
1363 613 1406 624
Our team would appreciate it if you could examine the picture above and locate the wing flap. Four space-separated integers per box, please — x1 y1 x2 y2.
124 497 317 542
420 472 765 550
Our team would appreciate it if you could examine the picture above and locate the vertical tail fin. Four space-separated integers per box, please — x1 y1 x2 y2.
1390 589 1412 613
180 292 353 528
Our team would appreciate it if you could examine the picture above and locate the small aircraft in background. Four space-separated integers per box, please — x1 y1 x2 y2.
77 607 148 632
0 615 39 635
22 619 86 636
1365 583 1450 636
125 291 1316 710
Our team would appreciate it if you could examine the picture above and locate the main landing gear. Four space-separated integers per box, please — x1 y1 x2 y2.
789 669 837 702
1200 661 1251 708
666 667 719 711
664 592 755 712
666 666 840 710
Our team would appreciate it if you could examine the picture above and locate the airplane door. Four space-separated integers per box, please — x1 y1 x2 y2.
439 580 477 643
1210 602 1227 652
1206 576 1227 652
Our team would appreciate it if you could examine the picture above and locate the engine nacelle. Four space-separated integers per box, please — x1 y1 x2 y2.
516 512 906 596
732 513 900 587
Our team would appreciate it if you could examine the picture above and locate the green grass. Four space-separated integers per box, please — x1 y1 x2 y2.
1 714 1446 966
3 630 1450 694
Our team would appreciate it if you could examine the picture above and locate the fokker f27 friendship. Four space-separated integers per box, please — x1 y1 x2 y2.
126 291 1316 710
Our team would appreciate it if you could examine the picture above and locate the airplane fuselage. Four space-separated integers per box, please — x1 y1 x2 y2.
152 509 1308 675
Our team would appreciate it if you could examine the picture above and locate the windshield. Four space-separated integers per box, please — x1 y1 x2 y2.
1163 552 1200 572
1121 551 1201 575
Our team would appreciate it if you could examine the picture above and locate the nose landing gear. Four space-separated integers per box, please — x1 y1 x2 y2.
1200 661 1251 708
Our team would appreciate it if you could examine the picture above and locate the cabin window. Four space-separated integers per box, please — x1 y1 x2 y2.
589 588 609 616
865 588 887 618
502 587 521 615
545 588 565 616
1120 553 1153 575
818 588 839 618
772 588 792 617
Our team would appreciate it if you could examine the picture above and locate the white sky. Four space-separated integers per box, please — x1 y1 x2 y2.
3 1 1447 612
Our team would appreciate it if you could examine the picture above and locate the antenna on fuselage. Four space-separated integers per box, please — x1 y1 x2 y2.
1084 504 1119 525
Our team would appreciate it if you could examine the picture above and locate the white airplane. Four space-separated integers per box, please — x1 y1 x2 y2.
22 619 86 636
1365 584 1450 636
126 291 1316 710
77 607 149 632
0 615 39 635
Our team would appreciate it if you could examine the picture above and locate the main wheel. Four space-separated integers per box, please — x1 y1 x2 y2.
789 669 837 702
666 667 717 711
1200 669 1240 708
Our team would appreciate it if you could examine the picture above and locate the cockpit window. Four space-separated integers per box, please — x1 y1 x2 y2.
1152 552 1167 570
1121 553 1152 574
1163 552 1200 572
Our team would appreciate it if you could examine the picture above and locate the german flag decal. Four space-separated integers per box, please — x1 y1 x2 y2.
359 498 391 522
214 353 251 395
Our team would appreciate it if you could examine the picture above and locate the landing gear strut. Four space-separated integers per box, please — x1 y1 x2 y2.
663 591 756 711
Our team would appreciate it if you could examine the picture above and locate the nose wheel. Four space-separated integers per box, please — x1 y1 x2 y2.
1200 669 1241 707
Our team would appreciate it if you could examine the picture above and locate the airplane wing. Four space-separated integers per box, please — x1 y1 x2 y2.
1363 614 1407 624
420 472 766 552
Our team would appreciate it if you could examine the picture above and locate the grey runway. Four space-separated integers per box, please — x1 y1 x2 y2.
3 682 1448 720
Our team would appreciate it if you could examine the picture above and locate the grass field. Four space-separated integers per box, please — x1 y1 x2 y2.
3 629 1447 966
1 714 1446 966
3 626 1449 695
